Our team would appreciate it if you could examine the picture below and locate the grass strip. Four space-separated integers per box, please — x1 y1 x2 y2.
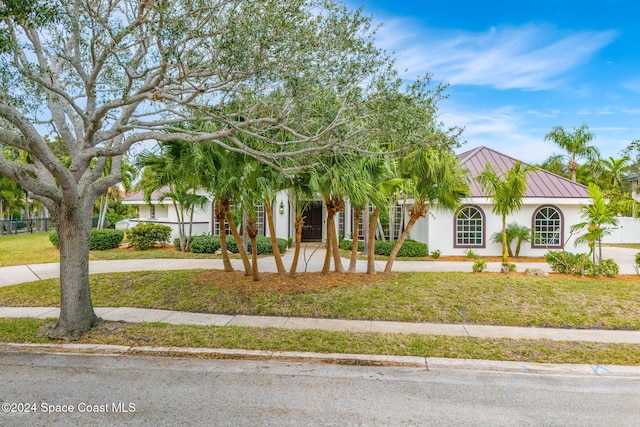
1 318 639 365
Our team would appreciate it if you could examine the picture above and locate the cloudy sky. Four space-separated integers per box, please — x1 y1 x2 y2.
348 0 640 163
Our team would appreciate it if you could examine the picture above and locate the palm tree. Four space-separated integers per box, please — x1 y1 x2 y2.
136 142 208 252
490 223 531 258
544 124 599 182
571 183 618 265
286 172 315 277
476 162 532 273
600 156 631 189
384 147 468 273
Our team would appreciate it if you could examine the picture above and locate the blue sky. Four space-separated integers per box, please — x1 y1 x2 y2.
348 0 640 163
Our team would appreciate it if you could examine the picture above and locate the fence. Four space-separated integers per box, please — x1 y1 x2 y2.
0 218 51 235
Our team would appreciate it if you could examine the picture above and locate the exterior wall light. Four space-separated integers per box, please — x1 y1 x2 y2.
279 201 285 215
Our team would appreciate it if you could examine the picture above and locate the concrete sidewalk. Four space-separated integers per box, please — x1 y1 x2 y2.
2 306 639 344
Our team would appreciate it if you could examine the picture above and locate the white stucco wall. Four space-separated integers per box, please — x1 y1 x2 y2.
601 217 640 244
408 198 590 256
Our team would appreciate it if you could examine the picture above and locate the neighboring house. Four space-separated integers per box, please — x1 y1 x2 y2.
122 146 596 254
405 146 591 256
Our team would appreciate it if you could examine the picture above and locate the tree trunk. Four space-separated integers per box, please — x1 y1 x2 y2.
384 203 424 274
348 209 361 272
173 201 187 252
247 217 260 281
264 198 286 274
367 207 380 275
214 199 234 272
501 215 509 274
49 203 99 338
321 209 334 274
331 216 344 273
289 215 304 277
226 211 252 276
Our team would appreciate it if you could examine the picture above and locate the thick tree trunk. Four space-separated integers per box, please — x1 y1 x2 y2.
289 215 304 277
49 203 99 338
348 209 361 272
384 204 424 274
264 198 286 274
367 207 381 275
226 211 251 276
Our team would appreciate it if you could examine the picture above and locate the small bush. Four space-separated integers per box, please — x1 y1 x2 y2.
90 229 124 250
472 258 487 272
190 235 221 254
431 249 441 260
375 240 428 257
248 236 288 255
128 223 172 250
591 259 619 278
545 251 619 277
49 230 59 248
49 229 123 250
636 252 640 267
464 249 478 259
508 263 517 272
339 238 364 252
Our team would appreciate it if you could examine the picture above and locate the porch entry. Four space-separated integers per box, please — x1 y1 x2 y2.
301 201 323 242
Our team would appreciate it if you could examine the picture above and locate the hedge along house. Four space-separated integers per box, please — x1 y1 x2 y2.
405 146 592 256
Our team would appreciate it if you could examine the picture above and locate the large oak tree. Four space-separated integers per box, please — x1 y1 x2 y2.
0 0 393 337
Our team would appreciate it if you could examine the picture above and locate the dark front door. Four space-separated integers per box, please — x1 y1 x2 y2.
301 201 323 242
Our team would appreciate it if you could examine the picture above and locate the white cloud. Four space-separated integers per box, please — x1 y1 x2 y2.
377 21 617 91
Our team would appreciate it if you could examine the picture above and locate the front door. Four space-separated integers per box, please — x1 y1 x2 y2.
301 201 323 242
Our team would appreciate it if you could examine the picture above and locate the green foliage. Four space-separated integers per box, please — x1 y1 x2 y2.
48 230 59 247
128 223 172 250
49 229 123 250
247 237 288 255
375 239 428 257
430 249 441 259
508 263 517 272
89 229 124 250
339 238 364 251
472 259 487 272
464 249 478 259
636 252 640 267
544 251 619 277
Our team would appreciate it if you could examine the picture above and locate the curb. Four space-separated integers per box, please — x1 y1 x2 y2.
2 343 640 377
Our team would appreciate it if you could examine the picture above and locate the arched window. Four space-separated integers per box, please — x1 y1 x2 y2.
532 206 563 248
455 206 485 247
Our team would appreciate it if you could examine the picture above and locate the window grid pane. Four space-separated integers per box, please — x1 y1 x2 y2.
456 207 483 246
533 207 561 246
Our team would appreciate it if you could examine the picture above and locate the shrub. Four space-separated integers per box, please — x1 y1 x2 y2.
375 239 428 257
508 263 517 272
128 223 172 250
190 235 221 254
545 251 619 277
464 249 478 259
49 230 59 248
430 249 441 260
472 258 487 272
90 229 124 250
173 236 195 252
636 252 640 267
49 229 123 250
247 237 288 254
339 238 364 252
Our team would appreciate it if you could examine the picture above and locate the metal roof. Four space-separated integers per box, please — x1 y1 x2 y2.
458 146 589 198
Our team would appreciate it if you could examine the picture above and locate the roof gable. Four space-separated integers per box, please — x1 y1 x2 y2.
458 146 589 198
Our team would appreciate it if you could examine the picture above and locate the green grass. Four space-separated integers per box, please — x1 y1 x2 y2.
0 232 221 266
1 318 639 365
607 244 640 250
1 270 639 330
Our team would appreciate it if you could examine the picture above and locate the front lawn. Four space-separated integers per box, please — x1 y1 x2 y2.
1 270 639 330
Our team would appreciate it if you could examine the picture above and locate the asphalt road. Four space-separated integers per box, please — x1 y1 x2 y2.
1 352 639 426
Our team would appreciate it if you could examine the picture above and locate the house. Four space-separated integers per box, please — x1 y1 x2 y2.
122 146 593 255
405 146 591 256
